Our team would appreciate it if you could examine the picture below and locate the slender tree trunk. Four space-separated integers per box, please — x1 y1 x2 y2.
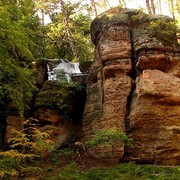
169 0 175 20
41 9 46 59
104 0 111 8
90 0 98 16
59 0 79 61
47 35 62 58
118 0 122 7
118 0 127 8
158 0 162 14
105 0 111 8
122 0 127 8
150 0 156 14
146 0 152 14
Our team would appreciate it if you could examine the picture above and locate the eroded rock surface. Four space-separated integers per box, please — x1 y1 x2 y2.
83 8 180 164
34 81 86 148
126 70 180 165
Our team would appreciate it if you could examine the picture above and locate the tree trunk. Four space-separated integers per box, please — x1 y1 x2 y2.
146 0 152 14
90 0 98 16
102 0 111 8
150 0 156 14
59 0 79 61
122 0 127 8
169 0 175 20
41 9 46 59
158 0 162 14
106 0 111 8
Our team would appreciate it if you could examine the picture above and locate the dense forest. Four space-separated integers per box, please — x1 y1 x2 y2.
0 0 180 179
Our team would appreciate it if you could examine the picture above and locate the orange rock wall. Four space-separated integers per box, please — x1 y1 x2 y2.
83 8 180 165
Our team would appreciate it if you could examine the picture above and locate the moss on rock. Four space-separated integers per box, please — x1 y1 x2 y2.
35 80 86 125
91 7 179 47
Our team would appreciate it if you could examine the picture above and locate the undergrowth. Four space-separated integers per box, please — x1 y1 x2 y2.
46 162 180 180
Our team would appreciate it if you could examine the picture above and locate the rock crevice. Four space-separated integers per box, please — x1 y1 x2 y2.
83 7 180 165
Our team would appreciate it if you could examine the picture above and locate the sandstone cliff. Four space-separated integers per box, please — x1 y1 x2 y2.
83 8 180 165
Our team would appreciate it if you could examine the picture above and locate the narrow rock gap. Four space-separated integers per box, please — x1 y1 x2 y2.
0 102 7 150
101 69 105 108
124 27 137 131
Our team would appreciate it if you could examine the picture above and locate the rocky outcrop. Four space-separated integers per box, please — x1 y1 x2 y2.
34 81 86 148
126 70 180 165
34 60 48 88
83 7 180 165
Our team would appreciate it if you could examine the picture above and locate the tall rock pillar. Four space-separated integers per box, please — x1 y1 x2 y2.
83 8 180 165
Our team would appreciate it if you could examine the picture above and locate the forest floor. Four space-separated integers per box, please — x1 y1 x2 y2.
33 150 113 179
23 148 180 180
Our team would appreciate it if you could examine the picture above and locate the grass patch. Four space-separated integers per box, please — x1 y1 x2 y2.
46 162 180 180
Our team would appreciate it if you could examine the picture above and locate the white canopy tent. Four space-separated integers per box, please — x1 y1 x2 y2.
47 59 82 83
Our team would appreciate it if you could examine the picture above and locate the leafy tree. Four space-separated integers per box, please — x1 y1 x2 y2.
0 119 54 179
40 0 94 62
86 130 132 162
0 0 41 149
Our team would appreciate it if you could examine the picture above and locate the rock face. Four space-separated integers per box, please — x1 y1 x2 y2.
34 60 48 88
35 81 86 148
127 70 180 165
83 8 180 165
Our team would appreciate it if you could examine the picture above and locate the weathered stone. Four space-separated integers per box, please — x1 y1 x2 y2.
168 52 180 77
35 108 63 125
83 7 180 165
98 26 131 61
34 80 86 148
40 121 74 149
83 9 134 161
35 81 86 123
34 60 47 88
126 70 180 165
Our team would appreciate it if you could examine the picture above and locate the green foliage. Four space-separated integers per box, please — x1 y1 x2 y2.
86 130 132 147
0 60 36 117
0 150 27 178
58 148 72 157
40 1 94 62
8 123 54 158
0 0 41 117
149 18 180 46
47 162 180 180
0 149 41 179
86 130 132 162
31 127 55 158
0 119 54 179
35 81 84 112
82 162 180 180
50 148 73 165
47 162 81 180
